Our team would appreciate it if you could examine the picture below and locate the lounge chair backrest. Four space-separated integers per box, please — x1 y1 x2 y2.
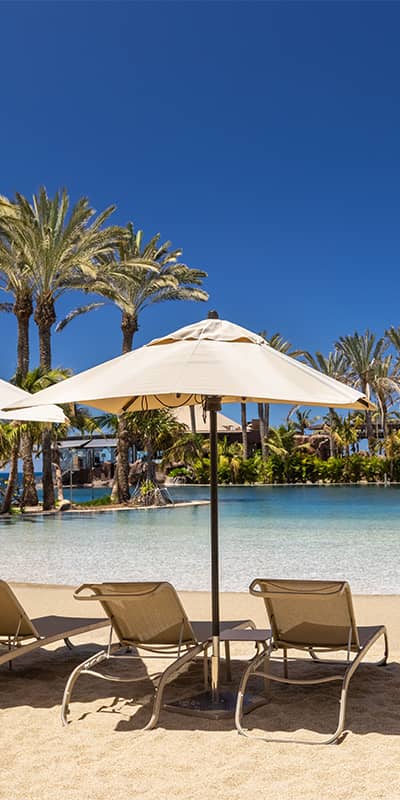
249 579 360 649
0 580 40 639
74 582 197 646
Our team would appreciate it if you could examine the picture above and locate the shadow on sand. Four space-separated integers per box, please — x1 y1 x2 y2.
1 641 400 742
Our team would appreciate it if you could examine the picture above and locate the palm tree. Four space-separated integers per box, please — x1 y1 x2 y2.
336 331 387 453
0 197 33 380
0 188 122 510
386 325 400 358
371 355 400 442
121 409 188 504
0 197 40 504
290 408 318 434
57 224 208 351
57 224 208 502
331 413 362 458
302 350 349 456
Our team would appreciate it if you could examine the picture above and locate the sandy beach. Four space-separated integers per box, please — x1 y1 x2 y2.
1 584 400 800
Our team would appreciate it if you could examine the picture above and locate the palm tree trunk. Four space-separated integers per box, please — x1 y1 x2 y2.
34 297 56 510
15 296 39 506
365 410 374 454
15 300 31 380
1 444 19 514
110 472 119 503
121 311 137 354
329 408 335 457
240 403 248 459
52 445 64 503
383 407 389 440
258 402 267 462
189 406 197 434
112 312 139 503
20 432 38 507
264 402 270 455
115 416 131 503
41 427 54 510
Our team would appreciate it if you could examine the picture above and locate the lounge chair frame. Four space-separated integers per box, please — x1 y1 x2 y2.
61 582 254 730
235 579 389 745
0 580 107 670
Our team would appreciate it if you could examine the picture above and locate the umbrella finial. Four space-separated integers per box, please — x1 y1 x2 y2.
208 310 219 319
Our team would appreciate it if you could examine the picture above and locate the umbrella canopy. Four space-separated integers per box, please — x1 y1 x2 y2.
0 378 67 423
5 317 372 413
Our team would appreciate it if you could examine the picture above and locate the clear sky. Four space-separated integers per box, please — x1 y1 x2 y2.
1 0 400 425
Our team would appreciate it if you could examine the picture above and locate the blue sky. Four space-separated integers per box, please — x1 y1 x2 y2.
1 0 400 426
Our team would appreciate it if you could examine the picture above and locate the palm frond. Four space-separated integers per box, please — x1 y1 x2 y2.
56 303 105 332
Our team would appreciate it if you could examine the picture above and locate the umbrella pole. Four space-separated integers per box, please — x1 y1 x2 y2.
164 397 267 719
208 397 221 700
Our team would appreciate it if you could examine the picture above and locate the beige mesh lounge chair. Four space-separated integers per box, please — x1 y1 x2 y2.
61 581 255 729
0 580 107 670
235 579 388 745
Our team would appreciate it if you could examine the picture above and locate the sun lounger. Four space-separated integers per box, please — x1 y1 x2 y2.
0 580 108 670
61 581 255 729
235 579 388 745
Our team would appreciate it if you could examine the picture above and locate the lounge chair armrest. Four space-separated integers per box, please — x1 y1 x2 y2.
73 583 170 601
73 585 100 601
249 579 347 598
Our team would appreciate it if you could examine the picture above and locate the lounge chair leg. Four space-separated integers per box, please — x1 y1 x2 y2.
61 649 108 726
224 641 232 683
235 647 270 736
143 643 205 731
236 628 390 745
7 638 13 670
203 647 209 689
379 630 389 666
64 638 74 650
283 648 288 679
263 649 271 697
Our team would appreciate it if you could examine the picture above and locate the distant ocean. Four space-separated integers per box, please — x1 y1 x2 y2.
1 484 399 593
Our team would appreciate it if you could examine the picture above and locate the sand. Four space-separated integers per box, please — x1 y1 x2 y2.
1 584 400 800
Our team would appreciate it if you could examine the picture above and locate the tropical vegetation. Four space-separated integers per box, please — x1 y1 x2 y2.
0 187 208 510
2 185 400 512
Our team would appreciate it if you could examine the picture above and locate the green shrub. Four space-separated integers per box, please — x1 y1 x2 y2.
74 494 112 507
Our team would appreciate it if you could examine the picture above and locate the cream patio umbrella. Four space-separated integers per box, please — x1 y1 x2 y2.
0 378 66 423
6 312 372 712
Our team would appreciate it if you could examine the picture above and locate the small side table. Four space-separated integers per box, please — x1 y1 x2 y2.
219 627 271 683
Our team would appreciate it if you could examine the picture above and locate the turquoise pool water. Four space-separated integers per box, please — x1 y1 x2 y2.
1 485 400 593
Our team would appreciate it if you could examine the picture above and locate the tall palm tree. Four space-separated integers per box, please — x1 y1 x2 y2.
0 197 40 505
0 196 33 381
57 224 208 502
0 188 122 509
302 350 349 456
336 331 387 453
